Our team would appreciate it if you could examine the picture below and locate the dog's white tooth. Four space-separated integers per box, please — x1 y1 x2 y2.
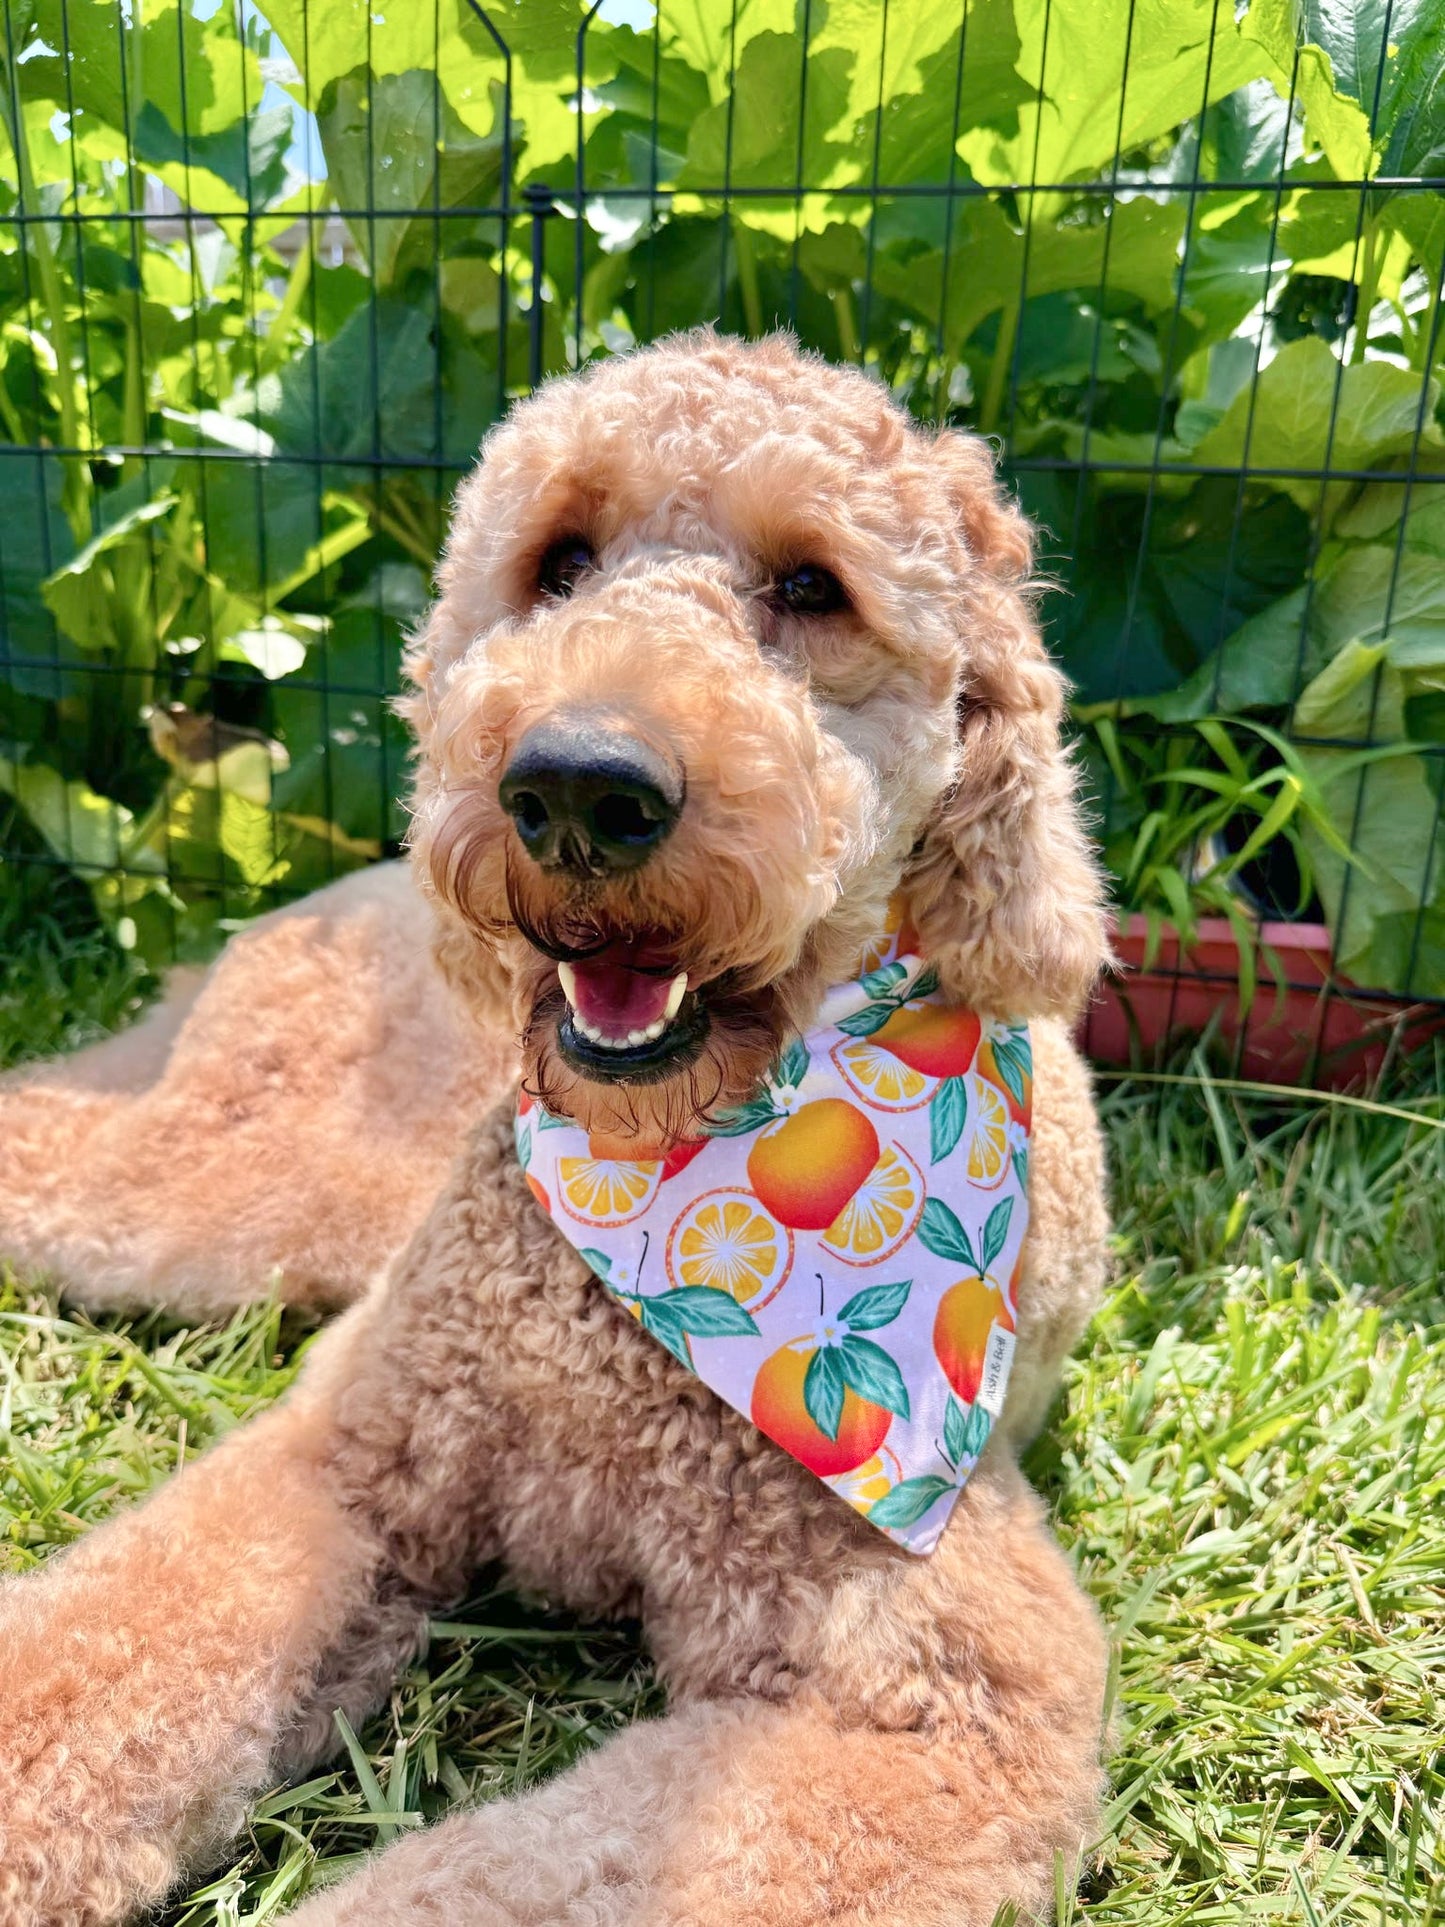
663 972 688 1021
578 1019 600 1041
643 1019 664 1040
557 962 579 1011
627 1030 647 1047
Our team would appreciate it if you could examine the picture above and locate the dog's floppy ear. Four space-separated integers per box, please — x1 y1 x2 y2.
397 596 519 1032
899 431 1110 1021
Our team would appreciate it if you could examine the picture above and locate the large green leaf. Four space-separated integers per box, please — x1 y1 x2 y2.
802 0 1034 184
262 0 499 110
42 496 178 656
132 101 292 209
583 25 710 192
268 576 425 847
851 195 1186 370
18 0 264 136
1190 338 1445 518
1376 10 1445 180
14 0 282 207
960 0 1269 199
1140 527 1445 721
1242 0 1375 177
1296 741 1444 993
1051 478 1311 708
0 752 149 879
0 456 73 677
1248 0 1445 182
1244 0 1445 180
660 0 795 98
680 35 855 193
260 299 440 464
316 70 506 289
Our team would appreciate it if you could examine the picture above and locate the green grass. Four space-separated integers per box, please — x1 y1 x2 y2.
0 824 155 1067
1 898 1441 1925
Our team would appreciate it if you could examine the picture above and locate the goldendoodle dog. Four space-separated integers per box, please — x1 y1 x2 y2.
0 331 1112 1926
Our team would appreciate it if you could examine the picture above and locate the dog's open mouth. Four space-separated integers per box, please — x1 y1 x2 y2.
553 940 709 1081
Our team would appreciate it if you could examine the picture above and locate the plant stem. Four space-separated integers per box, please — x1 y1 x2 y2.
732 217 762 339
1411 255 1442 373
0 87 87 531
262 243 313 372
374 496 439 568
1351 217 1380 366
0 350 27 444
979 295 1018 435
830 286 860 365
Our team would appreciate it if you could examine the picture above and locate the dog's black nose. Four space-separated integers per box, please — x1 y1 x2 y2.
499 717 683 877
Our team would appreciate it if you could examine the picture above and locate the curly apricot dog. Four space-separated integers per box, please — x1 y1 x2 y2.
0 332 1112 1926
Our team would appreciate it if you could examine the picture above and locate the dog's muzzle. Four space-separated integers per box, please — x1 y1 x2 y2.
500 715 683 880
502 713 703 1080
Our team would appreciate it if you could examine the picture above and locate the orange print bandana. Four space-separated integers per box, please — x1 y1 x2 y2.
515 920 1032 1554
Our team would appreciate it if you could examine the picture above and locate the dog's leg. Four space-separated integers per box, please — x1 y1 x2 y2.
284 1462 1106 1927
0 1279 483 1927
0 863 510 1317
0 1105 570 1927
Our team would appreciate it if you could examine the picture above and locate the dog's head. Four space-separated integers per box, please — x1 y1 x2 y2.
404 332 1107 1148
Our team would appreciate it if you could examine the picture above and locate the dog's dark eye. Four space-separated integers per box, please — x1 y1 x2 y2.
775 563 848 616
537 536 596 599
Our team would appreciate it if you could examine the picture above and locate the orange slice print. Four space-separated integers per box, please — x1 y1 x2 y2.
848 897 908 979
664 1188 793 1308
831 1036 937 1111
826 1444 904 1508
557 1156 663 1227
820 1142 925 1267
964 1077 1011 1190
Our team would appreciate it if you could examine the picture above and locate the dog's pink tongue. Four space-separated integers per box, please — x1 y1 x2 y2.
569 959 675 1034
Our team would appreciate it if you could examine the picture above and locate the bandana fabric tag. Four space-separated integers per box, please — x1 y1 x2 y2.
515 923 1033 1555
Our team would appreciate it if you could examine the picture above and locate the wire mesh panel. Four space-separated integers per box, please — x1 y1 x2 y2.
1 0 1442 1068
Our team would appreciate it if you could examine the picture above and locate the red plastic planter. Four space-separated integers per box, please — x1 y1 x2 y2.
1081 914 1442 1087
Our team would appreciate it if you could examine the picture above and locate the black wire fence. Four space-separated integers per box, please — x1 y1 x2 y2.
1 0 1443 1076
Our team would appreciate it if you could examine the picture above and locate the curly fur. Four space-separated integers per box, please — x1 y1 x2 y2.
0 332 1113 1927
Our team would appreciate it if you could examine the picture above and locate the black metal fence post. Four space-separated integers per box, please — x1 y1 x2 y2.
524 183 554 391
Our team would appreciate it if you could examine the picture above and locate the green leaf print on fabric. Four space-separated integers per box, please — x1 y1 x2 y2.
945 1396 992 1467
639 1285 761 1368
983 1028 1032 1109
835 1337 911 1421
918 1196 981 1273
869 1474 957 1530
981 1198 1015 1276
930 1077 968 1165
837 1279 912 1330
